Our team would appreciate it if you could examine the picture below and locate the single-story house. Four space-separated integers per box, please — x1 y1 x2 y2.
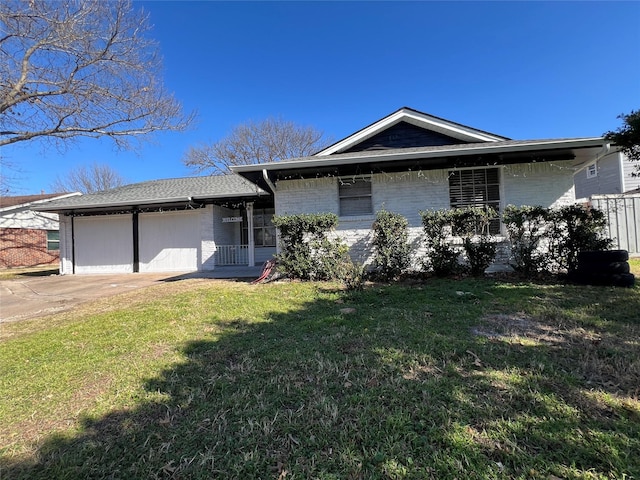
37 107 613 274
231 107 611 264
0 192 79 268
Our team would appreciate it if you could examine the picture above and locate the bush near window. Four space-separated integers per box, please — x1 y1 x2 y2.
372 209 411 280
272 213 350 281
503 205 552 275
421 207 498 277
420 209 461 276
450 207 498 276
272 204 612 284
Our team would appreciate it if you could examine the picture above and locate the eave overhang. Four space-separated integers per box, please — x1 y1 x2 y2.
232 138 607 192
33 191 268 215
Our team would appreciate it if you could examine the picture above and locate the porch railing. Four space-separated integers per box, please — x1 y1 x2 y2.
216 245 249 266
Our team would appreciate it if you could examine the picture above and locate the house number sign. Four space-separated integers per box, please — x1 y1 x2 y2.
222 216 243 223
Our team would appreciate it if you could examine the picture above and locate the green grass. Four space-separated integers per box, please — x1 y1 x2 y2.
1 276 639 479
630 257 640 276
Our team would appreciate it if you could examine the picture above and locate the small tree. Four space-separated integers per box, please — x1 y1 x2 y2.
372 210 411 280
183 118 331 175
604 109 640 174
51 163 125 194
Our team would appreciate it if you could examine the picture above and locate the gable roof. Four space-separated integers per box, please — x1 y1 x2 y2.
315 107 510 156
34 175 268 213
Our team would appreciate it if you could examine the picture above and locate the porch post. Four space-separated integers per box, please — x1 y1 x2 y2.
246 202 255 267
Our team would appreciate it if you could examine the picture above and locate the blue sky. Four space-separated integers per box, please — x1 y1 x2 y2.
5 1 640 194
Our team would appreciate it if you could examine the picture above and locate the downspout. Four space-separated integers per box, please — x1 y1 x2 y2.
618 151 625 193
579 143 611 200
587 142 611 170
132 209 139 273
598 142 611 160
262 169 277 193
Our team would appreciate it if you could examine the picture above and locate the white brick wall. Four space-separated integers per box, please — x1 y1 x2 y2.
274 163 577 268
276 177 338 215
502 161 576 208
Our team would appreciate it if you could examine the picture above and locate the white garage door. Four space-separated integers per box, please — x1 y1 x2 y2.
75 215 133 274
139 211 200 272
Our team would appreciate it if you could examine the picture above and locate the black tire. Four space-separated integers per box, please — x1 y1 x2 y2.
578 250 629 263
570 272 635 288
611 273 636 288
575 261 630 275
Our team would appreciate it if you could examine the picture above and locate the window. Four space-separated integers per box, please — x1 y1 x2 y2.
47 230 60 251
449 168 501 234
339 177 373 216
242 208 276 247
587 164 597 178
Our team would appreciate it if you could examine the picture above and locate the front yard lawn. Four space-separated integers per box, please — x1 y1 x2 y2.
1 275 638 479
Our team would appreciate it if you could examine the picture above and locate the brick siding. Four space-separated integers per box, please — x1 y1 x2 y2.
274 162 577 269
0 227 59 268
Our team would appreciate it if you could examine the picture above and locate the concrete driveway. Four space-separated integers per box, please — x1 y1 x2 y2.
0 273 181 322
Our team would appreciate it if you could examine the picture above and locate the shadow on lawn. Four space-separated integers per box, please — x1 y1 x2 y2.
3 280 639 479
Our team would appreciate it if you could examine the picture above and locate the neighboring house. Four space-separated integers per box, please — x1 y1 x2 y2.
0 193 79 268
574 149 640 199
38 107 612 274
34 176 271 274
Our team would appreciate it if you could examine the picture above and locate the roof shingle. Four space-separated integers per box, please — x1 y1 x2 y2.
34 175 267 211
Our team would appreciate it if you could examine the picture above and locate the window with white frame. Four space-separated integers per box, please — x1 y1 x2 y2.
47 230 60 251
587 164 597 178
448 168 501 234
242 208 276 247
339 176 372 216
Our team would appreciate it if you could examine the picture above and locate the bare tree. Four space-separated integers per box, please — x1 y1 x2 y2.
51 163 125 194
0 0 193 149
183 117 332 175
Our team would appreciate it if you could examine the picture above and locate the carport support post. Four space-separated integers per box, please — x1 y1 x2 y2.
132 210 139 273
247 202 255 267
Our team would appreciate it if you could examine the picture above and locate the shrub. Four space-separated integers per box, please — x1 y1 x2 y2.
336 257 367 291
502 205 551 275
272 213 348 280
420 209 460 276
372 209 412 280
547 205 612 273
450 207 498 276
